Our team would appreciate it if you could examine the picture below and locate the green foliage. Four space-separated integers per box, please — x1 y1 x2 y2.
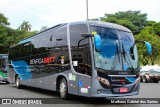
0 26 36 53
0 13 36 53
153 22 160 36
100 10 147 34
0 13 10 26
146 20 156 26
101 17 136 32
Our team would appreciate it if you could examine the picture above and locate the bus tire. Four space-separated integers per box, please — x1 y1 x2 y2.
15 75 22 89
59 78 69 99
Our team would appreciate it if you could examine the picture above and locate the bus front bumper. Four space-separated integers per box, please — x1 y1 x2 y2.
91 91 139 98
90 82 140 98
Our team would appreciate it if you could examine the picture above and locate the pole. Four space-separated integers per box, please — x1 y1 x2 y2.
86 0 89 20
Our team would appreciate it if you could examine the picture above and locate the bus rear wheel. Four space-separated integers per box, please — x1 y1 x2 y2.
15 75 22 89
59 78 68 99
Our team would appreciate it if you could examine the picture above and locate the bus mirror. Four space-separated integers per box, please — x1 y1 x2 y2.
94 34 102 52
144 41 152 55
81 34 94 37
134 40 152 55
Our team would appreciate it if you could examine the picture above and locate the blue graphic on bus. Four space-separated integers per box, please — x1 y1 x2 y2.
126 77 135 83
11 60 32 80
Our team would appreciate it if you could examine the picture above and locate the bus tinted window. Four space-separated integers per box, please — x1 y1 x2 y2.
9 48 14 59
14 46 21 59
70 24 88 46
31 25 67 56
21 43 31 57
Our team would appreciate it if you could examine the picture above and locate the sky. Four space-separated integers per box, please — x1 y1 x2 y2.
0 0 160 31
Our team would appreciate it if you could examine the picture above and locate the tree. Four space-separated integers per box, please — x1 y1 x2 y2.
100 10 147 34
0 13 10 26
153 22 160 36
146 20 156 26
0 13 11 53
19 21 31 32
0 13 37 53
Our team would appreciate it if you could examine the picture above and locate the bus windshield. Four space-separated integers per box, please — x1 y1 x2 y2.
91 26 139 72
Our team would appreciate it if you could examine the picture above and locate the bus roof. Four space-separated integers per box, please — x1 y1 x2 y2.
18 23 67 45
16 21 131 46
69 21 132 33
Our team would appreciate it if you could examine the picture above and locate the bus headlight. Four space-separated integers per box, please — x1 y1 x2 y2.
96 77 111 87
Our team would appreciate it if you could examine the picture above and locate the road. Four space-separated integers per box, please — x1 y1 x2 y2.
0 82 160 107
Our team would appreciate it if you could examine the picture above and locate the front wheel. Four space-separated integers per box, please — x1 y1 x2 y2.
59 78 69 99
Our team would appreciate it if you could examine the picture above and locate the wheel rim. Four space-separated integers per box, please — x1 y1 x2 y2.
16 76 19 87
60 82 66 97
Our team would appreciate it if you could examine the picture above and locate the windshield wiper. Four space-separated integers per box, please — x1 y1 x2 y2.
111 40 120 71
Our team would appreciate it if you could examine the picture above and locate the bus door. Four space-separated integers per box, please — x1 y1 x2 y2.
69 24 92 96
76 44 92 96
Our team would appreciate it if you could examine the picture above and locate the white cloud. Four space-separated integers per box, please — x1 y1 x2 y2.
0 0 160 31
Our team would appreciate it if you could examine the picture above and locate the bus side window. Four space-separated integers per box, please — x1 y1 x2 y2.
14 46 21 59
31 44 47 55
21 43 31 57
9 48 14 60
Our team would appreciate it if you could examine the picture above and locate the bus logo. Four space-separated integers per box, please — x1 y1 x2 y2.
30 56 56 65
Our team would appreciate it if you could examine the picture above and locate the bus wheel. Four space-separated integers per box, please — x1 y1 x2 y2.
15 75 22 89
59 78 68 99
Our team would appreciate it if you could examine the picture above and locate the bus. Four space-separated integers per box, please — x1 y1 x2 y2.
0 54 9 83
8 21 152 99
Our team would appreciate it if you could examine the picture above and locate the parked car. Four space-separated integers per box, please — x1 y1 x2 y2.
140 69 160 83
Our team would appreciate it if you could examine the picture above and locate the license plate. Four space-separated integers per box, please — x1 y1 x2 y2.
120 88 128 93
